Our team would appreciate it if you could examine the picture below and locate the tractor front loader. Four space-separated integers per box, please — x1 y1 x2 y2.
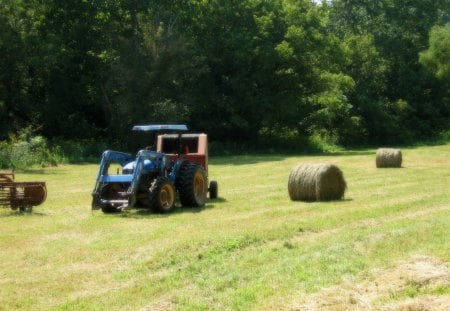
91 124 218 213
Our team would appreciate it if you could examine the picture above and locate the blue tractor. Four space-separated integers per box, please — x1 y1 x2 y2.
91 124 218 213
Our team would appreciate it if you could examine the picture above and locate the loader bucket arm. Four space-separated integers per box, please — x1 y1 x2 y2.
127 149 167 195
92 150 133 196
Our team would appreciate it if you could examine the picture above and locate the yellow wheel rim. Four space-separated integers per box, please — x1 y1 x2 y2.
159 183 175 208
193 171 206 202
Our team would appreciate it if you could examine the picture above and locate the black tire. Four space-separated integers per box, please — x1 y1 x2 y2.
99 184 121 214
101 204 119 214
137 175 153 208
176 162 207 207
149 176 175 213
209 180 218 199
19 205 32 213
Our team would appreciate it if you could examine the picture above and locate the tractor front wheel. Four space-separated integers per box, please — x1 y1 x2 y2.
98 184 121 214
177 163 207 207
149 177 175 213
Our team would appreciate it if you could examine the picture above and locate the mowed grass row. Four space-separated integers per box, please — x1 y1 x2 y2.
0 144 449 310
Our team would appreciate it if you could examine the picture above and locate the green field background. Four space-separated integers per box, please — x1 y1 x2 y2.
1 144 449 310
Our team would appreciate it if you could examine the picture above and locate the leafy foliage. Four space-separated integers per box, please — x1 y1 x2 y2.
420 24 450 81
1 0 450 148
0 127 61 168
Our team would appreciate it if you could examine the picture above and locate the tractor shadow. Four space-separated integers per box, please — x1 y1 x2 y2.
118 197 227 219
174 197 228 215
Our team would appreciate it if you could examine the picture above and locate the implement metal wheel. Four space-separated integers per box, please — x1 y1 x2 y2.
150 177 175 213
209 180 218 199
19 205 33 213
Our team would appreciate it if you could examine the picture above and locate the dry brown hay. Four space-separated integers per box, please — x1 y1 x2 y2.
288 164 347 201
376 148 402 168
288 255 450 311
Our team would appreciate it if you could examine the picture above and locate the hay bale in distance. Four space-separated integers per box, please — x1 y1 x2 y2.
288 164 347 202
376 148 402 168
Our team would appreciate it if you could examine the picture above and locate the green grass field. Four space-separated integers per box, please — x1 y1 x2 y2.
1 144 449 310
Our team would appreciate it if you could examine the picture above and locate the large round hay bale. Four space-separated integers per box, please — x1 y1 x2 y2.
288 164 347 201
376 148 402 168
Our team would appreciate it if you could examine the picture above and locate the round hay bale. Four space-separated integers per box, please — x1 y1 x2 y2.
288 164 347 201
376 148 402 168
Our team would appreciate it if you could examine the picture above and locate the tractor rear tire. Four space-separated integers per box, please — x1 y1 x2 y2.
177 162 207 207
149 177 175 213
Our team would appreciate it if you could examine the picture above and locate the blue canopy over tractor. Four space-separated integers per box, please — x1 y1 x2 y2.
132 124 188 132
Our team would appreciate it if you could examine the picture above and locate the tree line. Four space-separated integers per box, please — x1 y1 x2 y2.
1 0 450 148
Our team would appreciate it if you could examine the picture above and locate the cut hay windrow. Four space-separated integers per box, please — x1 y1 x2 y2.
376 148 402 168
288 164 347 202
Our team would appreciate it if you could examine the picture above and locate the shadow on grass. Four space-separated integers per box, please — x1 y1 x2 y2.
210 155 286 166
109 197 228 219
295 198 353 204
321 150 375 157
8 168 64 176
0 209 48 218
210 149 378 166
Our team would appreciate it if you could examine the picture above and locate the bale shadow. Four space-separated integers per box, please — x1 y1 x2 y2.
292 198 353 204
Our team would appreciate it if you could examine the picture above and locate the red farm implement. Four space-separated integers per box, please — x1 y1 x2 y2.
0 171 47 212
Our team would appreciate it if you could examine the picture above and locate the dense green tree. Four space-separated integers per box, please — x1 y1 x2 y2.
420 24 450 82
419 23 450 129
329 0 450 143
183 0 286 140
182 0 351 143
0 1 37 138
1 0 450 150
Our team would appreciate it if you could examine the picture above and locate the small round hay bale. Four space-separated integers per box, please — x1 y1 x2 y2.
288 164 347 201
376 148 402 168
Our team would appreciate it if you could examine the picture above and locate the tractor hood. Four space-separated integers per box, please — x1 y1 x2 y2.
123 159 155 174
